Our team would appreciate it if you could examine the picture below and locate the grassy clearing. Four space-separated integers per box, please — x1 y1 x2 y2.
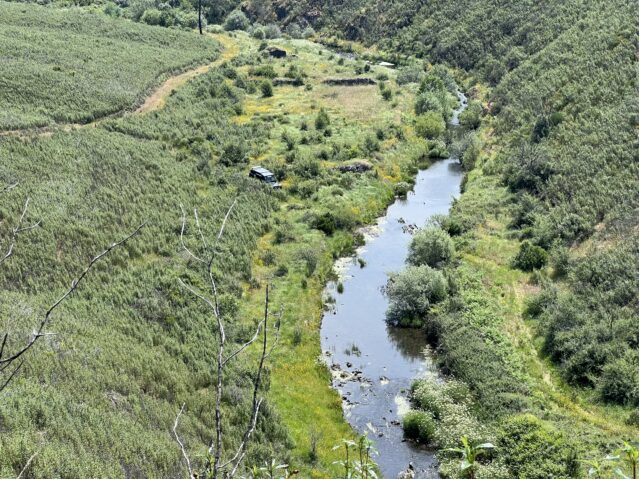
0 1 218 130
218 32 426 475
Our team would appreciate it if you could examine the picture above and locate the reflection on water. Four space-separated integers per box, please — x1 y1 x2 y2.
321 93 467 479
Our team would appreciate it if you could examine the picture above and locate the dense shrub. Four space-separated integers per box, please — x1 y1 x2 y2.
402 410 435 443
260 80 274 97
385 265 447 327
219 142 248 166
394 182 411 197
312 212 338 235
512 241 548 271
396 65 425 85
407 227 455 268
498 415 579 479
598 353 639 406
459 100 482 130
415 112 445 139
315 108 330 130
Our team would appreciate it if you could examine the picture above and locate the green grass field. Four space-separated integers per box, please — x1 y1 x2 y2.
0 1 218 130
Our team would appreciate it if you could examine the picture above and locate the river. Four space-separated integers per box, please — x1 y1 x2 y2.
320 92 467 478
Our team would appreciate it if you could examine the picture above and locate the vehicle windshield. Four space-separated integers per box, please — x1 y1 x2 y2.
265 175 277 183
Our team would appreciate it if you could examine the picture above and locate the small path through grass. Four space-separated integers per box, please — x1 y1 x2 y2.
135 34 238 114
0 32 237 137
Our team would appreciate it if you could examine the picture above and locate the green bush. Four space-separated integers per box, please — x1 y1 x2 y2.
219 142 248 166
394 181 411 197
415 111 446 139
385 265 448 327
598 353 639 406
498 414 579 479
512 241 548 271
407 226 455 268
313 212 338 235
459 100 482 129
415 92 442 115
402 410 436 443
396 65 425 85
315 108 331 130
260 80 274 97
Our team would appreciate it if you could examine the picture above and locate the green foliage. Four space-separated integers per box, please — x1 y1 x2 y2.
459 100 482 130
415 111 445 140
498 415 579 479
249 65 278 78
220 142 248 166
444 436 496 479
407 226 455 268
394 181 411 197
402 410 436 443
385 265 447 327
599 352 639 406
224 9 250 31
312 212 338 235
512 241 548 271
315 108 330 130
261 80 274 97
396 65 425 85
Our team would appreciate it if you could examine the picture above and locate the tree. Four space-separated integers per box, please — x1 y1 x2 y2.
407 226 455 268
445 436 495 479
459 100 483 130
174 202 280 478
224 9 250 31
415 92 442 115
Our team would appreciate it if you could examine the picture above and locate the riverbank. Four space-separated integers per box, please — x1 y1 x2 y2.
226 32 456 476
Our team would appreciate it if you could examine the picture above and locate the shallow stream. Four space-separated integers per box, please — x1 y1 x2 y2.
320 92 467 478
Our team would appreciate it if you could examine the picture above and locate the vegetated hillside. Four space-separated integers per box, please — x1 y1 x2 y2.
62 0 596 84
377 0 638 476
0 1 218 130
493 0 639 402
0 12 439 475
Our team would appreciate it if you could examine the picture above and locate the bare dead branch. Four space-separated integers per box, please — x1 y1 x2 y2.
0 222 145 392
222 319 265 367
179 204 206 265
193 208 208 251
223 285 271 476
0 197 40 268
16 451 38 479
177 200 278 479
173 403 193 479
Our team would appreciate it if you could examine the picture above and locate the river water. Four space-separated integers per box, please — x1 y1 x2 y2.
320 93 467 478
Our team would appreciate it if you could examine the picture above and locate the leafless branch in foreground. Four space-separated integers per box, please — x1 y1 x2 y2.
0 219 145 393
16 451 38 479
173 403 193 478
175 201 279 479
0 195 41 268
